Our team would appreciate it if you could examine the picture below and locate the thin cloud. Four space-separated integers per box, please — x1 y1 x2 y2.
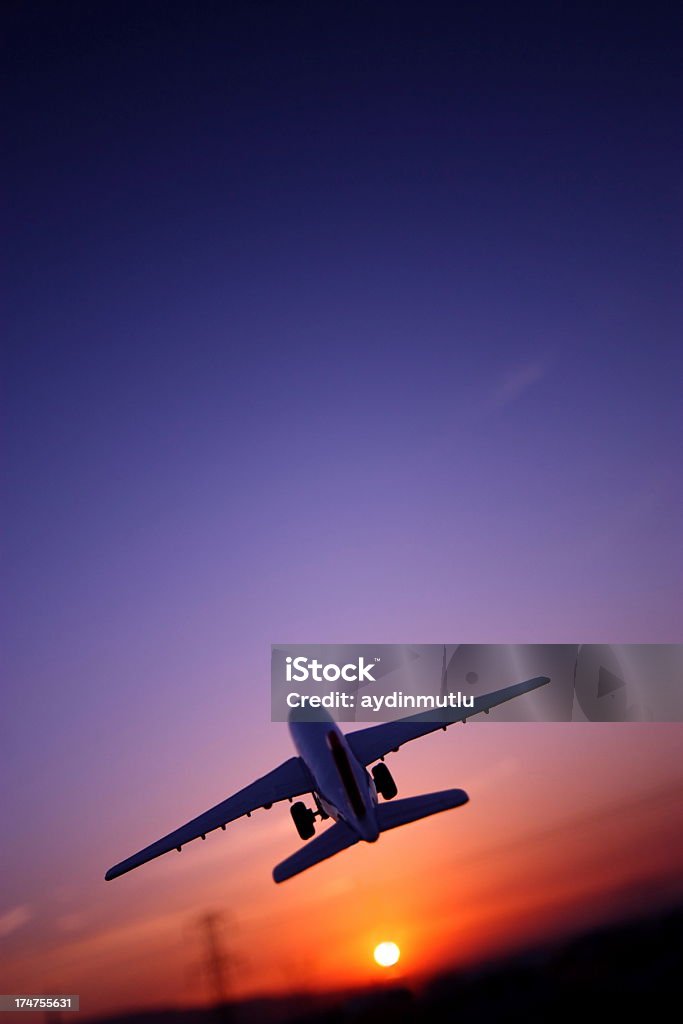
488 360 547 410
0 905 31 939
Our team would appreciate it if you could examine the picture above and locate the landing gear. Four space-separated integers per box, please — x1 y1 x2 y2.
372 762 398 800
313 794 329 820
290 801 316 840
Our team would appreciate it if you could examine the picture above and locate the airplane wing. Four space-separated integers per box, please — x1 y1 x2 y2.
273 820 359 883
105 756 313 880
347 676 550 766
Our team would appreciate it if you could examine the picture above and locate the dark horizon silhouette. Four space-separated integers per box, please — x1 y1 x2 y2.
83 901 683 1024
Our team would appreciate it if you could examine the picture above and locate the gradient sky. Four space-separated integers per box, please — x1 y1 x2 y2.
2 2 682 1017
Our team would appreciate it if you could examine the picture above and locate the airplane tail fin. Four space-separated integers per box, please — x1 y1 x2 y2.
376 788 469 832
273 821 359 883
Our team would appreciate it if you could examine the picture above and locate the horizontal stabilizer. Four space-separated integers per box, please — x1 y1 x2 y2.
377 789 469 832
273 821 359 883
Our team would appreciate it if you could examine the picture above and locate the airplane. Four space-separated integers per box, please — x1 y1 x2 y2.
105 675 550 884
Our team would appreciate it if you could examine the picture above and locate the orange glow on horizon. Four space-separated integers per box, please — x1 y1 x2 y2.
2 726 682 1019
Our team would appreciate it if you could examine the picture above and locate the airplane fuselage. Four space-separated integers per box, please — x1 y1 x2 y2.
289 709 380 842
104 674 549 883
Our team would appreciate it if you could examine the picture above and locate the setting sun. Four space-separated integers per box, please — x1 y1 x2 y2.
373 941 401 967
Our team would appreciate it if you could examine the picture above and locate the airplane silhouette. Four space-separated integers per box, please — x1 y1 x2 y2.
105 675 549 883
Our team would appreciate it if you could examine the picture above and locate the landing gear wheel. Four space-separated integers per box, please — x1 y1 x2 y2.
372 762 398 800
291 801 316 840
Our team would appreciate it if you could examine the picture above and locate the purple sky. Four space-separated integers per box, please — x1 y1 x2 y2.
2 2 682 1013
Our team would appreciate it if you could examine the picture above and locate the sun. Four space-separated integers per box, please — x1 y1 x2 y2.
373 941 400 967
